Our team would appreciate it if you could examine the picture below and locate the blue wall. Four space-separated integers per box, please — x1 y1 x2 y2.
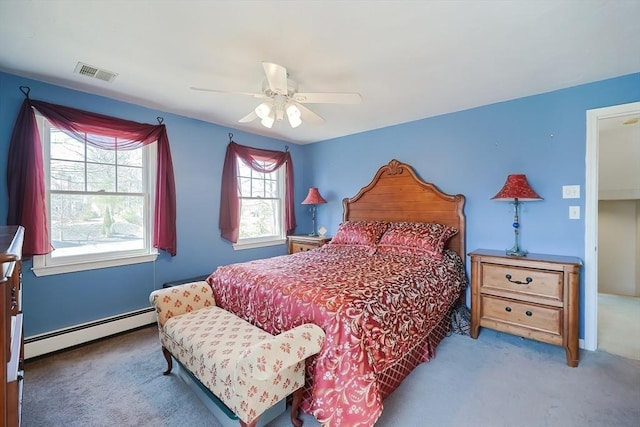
1 71 639 338
0 72 311 336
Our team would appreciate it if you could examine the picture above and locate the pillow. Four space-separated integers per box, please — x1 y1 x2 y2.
329 221 389 254
377 222 458 260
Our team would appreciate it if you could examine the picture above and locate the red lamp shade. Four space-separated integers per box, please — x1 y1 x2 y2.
492 174 543 201
301 187 327 205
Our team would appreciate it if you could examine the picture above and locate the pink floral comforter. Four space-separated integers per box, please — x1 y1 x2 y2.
206 245 467 427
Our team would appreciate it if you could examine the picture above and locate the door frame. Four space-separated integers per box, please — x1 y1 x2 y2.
584 101 640 351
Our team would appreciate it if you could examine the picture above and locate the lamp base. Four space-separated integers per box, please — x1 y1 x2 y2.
506 248 527 257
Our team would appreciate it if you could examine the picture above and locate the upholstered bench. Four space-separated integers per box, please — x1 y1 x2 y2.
149 281 325 427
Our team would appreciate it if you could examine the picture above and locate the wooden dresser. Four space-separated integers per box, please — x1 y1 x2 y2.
287 235 331 254
1 225 25 426
469 249 582 367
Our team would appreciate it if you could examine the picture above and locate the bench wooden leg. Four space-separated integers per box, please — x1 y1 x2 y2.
290 388 303 427
239 419 258 427
161 346 173 375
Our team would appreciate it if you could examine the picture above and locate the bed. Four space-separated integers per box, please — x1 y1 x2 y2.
206 159 467 427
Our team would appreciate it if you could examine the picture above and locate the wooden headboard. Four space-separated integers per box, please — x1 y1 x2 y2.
343 159 466 259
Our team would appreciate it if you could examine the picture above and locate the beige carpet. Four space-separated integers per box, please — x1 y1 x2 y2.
598 293 640 360
23 325 640 427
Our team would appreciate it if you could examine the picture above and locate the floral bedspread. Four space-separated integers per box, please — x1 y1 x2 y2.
206 245 467 427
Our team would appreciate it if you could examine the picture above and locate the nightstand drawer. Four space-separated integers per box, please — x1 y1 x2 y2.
287 235 331 254
291 242 318 253
482 264 563 302
481 295 562 336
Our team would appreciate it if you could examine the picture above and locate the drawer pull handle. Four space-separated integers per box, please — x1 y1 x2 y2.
505 274 533 285
526 311 533 317
505 306 512 312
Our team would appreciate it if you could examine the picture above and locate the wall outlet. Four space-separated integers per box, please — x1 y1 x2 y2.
562 185 580 199
569 206 580 219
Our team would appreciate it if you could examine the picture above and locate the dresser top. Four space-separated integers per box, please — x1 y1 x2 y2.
0 225 25 261
469 249 582 266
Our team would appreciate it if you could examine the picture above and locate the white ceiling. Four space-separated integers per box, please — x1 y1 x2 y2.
1 0 639 145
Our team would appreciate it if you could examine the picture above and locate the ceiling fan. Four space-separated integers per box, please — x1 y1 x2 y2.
190 62 362 129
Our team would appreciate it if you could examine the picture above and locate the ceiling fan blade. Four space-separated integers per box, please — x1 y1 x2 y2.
238 110 258 123
262 62 288 95
190 87 266 99
295 102 324 124
293 92 362 104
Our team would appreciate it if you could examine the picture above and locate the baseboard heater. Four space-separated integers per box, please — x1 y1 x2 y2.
24 307 156 359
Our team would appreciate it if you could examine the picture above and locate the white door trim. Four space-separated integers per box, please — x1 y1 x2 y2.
584 101 640 351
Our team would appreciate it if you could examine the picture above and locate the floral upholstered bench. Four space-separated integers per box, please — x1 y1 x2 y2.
149 281 325 427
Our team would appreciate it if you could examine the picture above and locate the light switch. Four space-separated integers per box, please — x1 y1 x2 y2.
562 185 580 199
569 206 580 219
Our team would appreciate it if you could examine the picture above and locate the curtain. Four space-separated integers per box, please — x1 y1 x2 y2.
219 141 295 243
6 99 177 257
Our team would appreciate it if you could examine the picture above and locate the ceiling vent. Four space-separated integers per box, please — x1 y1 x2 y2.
74 62 118 83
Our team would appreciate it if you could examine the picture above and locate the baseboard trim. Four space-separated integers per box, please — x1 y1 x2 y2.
24 307 156 359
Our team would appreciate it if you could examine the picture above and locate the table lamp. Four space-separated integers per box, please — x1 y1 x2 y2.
301 187 327 236
492 174 542 256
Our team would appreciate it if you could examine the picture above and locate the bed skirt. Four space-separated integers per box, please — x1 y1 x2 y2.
378 308 451 399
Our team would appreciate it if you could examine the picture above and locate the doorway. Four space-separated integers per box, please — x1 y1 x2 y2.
585 101 640 358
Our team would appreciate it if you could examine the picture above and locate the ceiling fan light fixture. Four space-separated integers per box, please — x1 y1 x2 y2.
261 111 275 128
255 102 272 119
288 115 302 128
286 103 302 128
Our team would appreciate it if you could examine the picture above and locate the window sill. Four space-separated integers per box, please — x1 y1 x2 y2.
32 252 159 277
233 238 286 251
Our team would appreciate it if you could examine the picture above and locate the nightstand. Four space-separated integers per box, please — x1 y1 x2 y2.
287 235 331 254
469 249 582 367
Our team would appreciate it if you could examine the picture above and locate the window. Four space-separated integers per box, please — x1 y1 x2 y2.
234 158 286 249
32 115 158 276
219 142 294 244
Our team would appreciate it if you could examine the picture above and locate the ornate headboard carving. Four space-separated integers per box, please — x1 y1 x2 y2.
343 159 466 259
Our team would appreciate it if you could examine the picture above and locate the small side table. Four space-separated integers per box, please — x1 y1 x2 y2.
469 249 582 367
287 235 331 254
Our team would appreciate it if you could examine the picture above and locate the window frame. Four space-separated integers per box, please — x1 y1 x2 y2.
32 115 158 277
232 159 287 250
